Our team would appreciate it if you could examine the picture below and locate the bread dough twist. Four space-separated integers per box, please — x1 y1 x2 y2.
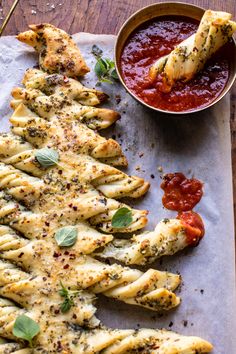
149 10 236 91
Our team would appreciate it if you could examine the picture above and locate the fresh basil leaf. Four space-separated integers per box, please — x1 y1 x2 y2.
100 78 113 84
91 44 103 58
55 226 78 247
101 58 111 70
110 68 119 80
111 207 133 228
13 315 40 347
35 148 59 168
100 58 111 70
95 59 107 79
104 58 114 68
94 56 119 84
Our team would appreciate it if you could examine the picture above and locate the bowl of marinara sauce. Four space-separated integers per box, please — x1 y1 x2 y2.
115 2 236 114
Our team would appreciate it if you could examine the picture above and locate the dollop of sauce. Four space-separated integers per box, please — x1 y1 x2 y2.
161 173 203 211
177 211 205 246
120 16 231 112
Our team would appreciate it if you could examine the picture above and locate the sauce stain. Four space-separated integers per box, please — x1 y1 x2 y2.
161 172 203 211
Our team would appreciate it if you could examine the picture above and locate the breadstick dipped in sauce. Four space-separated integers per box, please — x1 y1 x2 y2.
120 10 236 112
149 10 236 92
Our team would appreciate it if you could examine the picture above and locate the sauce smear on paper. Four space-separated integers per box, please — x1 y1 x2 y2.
161 172 203 211
120 16 231 112
177 211 205 245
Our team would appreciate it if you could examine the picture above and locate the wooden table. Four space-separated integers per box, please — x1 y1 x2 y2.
0 0 236 222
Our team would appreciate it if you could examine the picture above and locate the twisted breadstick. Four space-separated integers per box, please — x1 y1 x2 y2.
23 68 108 111
149 10 236 91
17 23 90 77
10 101 126 167
0 218 180 312
0 163 147 233
0 265 99 331
0 133 149 199
11 87 120 132
97 214 205 265
0 188 204 281
0 338 25 353
0 187 204 267
0 295 213 353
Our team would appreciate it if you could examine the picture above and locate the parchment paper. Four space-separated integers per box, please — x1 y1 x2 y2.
0 33 235 353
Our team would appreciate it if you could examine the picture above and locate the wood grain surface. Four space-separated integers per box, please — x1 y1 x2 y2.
0 0 236 223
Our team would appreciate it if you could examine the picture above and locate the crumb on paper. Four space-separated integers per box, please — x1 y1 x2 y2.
135 165 141 171
115 94 121 104
139 152 144 158
150 174 155 179
157 166 163 172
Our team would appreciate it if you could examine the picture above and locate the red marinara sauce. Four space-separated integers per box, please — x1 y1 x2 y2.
120 16 231 112
161 173 203 211
177 211 205 246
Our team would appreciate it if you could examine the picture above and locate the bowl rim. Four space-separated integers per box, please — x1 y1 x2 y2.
115 1 236 115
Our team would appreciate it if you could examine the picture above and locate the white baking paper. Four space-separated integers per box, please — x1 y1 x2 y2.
0 32 235 353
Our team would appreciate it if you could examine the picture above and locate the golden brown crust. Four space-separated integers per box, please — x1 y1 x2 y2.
17 24 90 77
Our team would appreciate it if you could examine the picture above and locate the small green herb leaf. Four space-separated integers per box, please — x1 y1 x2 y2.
91 44 103 58
13 315 40 347
110 68 119 80
35 148 59 168
59 281 79 313
111 207 133 228
55 226 78 247
94 56 119 84
103 58 114 68
100 78 113 84
60 297 74 313
95 58 107 78
58 281 69 297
